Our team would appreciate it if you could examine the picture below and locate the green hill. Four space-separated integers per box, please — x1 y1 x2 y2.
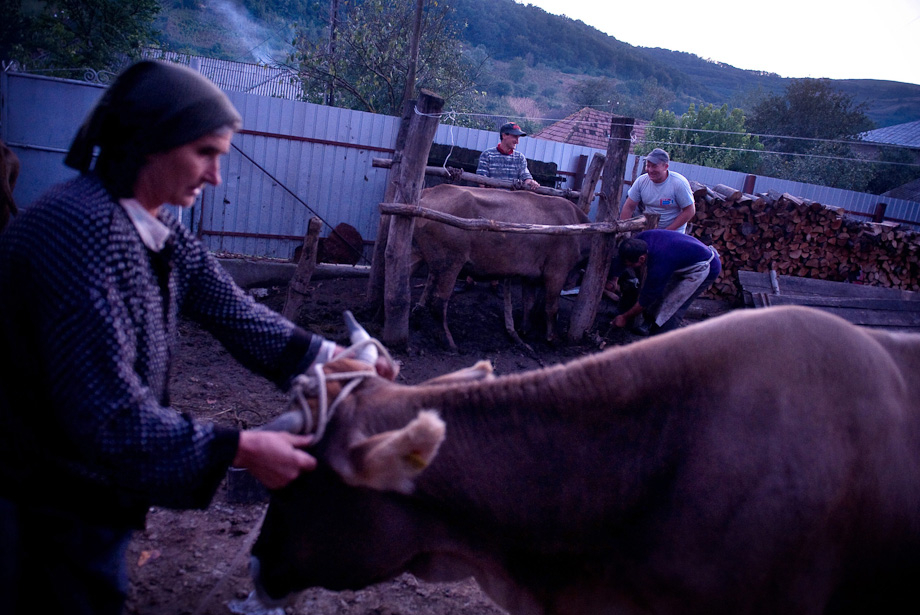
155 0 920 128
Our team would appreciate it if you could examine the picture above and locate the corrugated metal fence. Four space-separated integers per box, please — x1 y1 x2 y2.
2 69 917 263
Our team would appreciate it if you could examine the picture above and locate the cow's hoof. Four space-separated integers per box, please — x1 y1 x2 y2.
453 280 475 293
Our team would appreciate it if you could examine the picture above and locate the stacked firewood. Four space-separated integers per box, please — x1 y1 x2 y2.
685 181 920 300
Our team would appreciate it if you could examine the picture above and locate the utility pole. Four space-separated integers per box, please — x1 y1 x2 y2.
325 0 340 106
401 0 424 112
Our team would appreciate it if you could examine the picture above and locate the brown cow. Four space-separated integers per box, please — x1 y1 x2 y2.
252 306 920 615
0 139 20 232
411 183 590 349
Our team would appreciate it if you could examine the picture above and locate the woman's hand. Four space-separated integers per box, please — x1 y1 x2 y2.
233 431 316 490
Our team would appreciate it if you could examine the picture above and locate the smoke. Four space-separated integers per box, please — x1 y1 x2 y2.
207 0 289 64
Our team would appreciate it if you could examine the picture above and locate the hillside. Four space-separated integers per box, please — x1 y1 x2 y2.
155 0 920 128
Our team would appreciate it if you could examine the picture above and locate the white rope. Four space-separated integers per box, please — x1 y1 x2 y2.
413 105 445 118
441 111 458 169
287 337 397 441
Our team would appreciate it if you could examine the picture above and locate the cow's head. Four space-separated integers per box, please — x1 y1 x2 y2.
250 316 498 605
251 368 448 604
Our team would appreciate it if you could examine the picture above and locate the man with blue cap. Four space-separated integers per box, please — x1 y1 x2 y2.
619 147 695 233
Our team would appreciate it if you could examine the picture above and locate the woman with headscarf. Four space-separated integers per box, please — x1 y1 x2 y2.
0 61 390 615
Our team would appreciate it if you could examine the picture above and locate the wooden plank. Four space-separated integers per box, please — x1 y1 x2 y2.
379 203 648 235
760 294 920 312
758 294 920 328
738 270 920 302
751 292 770 309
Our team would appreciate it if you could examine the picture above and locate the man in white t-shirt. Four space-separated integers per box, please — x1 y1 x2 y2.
619 148 695 233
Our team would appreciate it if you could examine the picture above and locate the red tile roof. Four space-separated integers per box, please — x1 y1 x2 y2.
533 107 647 151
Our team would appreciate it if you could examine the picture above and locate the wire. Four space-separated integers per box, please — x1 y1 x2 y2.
231 142 371 265
638 139 920 168
442 110 916 149
440 110 920 168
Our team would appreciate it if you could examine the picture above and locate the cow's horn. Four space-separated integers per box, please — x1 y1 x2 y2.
258 410 305 434
343 310 378 366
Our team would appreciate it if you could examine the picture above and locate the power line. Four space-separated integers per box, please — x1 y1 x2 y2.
637 138 920 168
442 111 920 168
448 110 914 151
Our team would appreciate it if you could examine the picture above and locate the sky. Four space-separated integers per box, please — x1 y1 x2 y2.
522 0 920 86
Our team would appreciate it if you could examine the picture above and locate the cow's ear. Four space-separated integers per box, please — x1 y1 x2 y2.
419 360 494 386
341 410 445 494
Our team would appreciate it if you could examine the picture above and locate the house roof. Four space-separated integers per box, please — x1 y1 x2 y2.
882 177 920 202
533 107 646 150
141 49 304 100
860 119 920 149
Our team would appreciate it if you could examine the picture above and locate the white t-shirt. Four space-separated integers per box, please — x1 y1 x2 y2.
627 171 694 233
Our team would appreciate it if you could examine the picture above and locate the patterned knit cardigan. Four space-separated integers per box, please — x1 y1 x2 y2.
0 174 322 527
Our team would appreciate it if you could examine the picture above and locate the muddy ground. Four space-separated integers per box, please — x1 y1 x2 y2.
124 268 731 615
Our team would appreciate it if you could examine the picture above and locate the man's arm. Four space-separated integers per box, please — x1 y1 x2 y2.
619 196 639 220
666 202 696 231
613 300 644 328
519 157 539 191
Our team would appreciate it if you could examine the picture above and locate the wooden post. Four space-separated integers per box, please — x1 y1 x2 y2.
568 116 635 342
576 153 606 215
743 174 757 194
367 99 415 313
873 202 888 223
282 216 323 321
573 154 588 191
382 90 445 348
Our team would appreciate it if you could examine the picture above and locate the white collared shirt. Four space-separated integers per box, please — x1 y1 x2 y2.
119 198 171 252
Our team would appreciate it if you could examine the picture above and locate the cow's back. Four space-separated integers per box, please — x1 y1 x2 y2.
252 306 920 614
415 184 589 279
419 183 588 225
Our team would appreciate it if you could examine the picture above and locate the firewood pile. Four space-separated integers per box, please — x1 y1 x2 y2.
686 181 920 301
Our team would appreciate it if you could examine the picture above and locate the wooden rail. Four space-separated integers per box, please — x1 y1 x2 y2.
379 203 647 235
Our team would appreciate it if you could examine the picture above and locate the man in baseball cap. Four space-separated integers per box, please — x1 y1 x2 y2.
618 147 695 234
475 122 539 191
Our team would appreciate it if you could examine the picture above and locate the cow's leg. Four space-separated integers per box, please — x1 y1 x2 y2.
430 264 464 350
543 272 567 342
415 272 435 310
437 299 457 350
520 279 538 335
503 278 515 336
502 279 534 351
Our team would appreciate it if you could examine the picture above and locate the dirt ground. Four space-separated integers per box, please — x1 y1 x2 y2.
124 268 731 615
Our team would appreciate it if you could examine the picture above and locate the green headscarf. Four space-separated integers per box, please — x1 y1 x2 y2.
65 60 242 198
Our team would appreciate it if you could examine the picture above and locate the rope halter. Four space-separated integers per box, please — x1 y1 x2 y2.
286 334 397 442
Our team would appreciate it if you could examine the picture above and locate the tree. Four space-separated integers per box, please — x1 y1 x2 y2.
568 77 618 111
8 0 160 74
617 77 674 121
747 79 877 190
639 104 763 172
865 146 920 195
749 79 874 153
288 0 484 117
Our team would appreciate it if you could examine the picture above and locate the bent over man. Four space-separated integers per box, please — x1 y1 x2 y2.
608 230 721 335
